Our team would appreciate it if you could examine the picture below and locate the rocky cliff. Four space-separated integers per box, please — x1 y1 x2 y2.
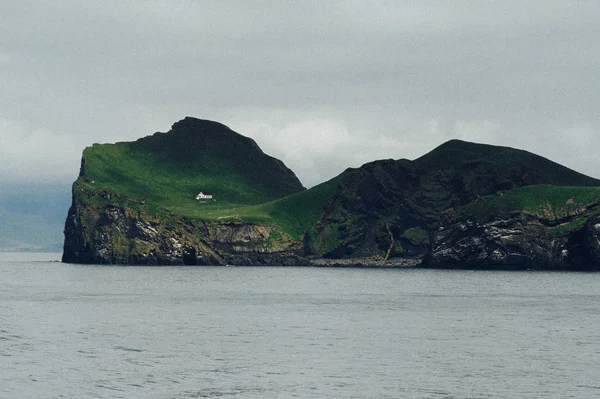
62 117 307 265
309 140 600 265
424 205 600 270
63 187 306 265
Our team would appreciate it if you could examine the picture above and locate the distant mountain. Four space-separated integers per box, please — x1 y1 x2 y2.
62 118 600 269
0 184 71 252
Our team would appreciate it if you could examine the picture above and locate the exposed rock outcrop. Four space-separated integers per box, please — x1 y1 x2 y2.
424 207 600 270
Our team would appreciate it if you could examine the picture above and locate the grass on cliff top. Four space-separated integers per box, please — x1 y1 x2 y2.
81 119 305 212
83 144 295 208
81 136 348 239
461 185 600 220
177 171 348 239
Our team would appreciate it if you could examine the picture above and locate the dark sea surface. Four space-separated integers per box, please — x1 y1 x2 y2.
2 252 600 399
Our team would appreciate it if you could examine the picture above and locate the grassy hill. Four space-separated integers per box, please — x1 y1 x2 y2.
254 172 348 239
310 139 600 258
182 171 349 239
76 117 351 240
79 117 304 213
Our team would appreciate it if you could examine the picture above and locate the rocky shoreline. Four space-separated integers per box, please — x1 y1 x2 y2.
308 256 422 268
423 209 600 270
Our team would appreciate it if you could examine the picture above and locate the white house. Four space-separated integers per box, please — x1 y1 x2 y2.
196 192 213 200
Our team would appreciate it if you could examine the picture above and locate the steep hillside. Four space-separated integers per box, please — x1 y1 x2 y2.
310 140 600 260
414 139 600 202
80 117 305 211
253 171 349 240
63 118 309 264
425 185 600 269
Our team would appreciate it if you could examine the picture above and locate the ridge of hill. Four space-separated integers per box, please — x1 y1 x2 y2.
309 139 600 261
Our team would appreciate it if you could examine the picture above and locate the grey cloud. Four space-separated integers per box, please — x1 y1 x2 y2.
1 0 599 187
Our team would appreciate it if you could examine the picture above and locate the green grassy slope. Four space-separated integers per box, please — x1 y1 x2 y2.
256 172 348 239
80 117 305 214
77 117 348 240
406 139 600 221
461 185 600 219
456 184 600 238
167 171 349 239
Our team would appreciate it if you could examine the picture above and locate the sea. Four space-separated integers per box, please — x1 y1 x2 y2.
2 252 600 399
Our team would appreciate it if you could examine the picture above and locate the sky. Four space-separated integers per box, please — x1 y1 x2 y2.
1 0 599 189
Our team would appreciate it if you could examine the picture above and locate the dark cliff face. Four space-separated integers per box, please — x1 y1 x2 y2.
309 140 600 263
310 160 427 258
423 208 600 270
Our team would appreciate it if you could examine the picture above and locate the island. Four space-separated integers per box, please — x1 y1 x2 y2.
63 117 600 270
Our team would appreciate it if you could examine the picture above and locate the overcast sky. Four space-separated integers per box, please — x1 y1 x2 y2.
1 0 599 188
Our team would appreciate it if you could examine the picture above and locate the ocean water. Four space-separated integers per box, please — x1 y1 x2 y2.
2 253 600 399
